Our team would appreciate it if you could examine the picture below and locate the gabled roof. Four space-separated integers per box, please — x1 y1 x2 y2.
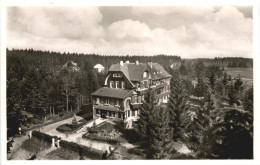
108 62 171 81
92 87 133 99
149 63 172 80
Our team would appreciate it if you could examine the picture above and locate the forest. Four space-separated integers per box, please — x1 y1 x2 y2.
7 49 253 159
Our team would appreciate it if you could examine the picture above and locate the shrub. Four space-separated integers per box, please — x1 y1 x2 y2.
56 122 86 134
56 124 74 133
127 147 146 157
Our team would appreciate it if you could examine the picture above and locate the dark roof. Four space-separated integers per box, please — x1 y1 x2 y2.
92 87 133 99
149 63 172 80
95 104 122 112
109 62 171 82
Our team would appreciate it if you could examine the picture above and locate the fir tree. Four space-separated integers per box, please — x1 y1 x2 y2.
138 87 157 146
213 107 253 159
167 71 190 141
191 89 222 158
147 107 175 159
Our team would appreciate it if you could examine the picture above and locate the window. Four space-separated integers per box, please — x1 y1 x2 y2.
105 99 110 105
144 81 148 88
132 110 135 116
143 71 148 78
96 98 100 104
142 95 145 101
96 109 99 114
110 81 114 88
128 110 130 117
126 99 130 108
116 81 119 88
116 100 120 106
113 73 122 77
112 112 115 117
121 81 125 89
109 111 111 116
118 112 121 118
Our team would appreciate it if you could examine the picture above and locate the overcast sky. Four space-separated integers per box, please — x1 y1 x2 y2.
7 6 252 58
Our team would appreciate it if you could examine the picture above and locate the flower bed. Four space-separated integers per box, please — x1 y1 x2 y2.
82 122 124 144
56 122 85 134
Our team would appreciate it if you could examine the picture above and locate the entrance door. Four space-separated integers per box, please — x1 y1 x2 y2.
101 110 107 118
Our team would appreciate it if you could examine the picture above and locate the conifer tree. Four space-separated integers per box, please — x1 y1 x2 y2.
147 107 175 159
138 87 157 146
191 88 222 158
167 71 190 141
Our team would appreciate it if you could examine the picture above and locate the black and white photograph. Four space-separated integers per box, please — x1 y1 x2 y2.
0 1 258 163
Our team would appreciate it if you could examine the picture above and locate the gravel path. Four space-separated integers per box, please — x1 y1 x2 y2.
42 117 112 151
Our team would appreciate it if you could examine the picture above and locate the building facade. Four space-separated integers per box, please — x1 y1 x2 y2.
91 61 171 129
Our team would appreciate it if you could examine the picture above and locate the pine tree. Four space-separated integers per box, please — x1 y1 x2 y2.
208 71 216 89
167 71 190 141
213 107 253 159
138 87 157 146
147 107 175 159
191 88 222 158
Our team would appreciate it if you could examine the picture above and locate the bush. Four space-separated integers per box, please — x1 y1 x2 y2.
87 127 98 133
56 123 85 134
127 147 145 157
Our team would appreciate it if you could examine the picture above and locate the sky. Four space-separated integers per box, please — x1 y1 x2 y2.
6 6 253 58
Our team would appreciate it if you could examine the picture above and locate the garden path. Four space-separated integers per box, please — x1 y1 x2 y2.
42 117 112 151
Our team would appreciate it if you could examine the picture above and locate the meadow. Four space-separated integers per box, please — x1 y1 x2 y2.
224 68 253 86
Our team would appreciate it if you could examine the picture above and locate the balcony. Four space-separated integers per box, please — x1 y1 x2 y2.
130 103 142 109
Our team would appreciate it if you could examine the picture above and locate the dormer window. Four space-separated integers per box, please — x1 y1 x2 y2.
105 99 110 105
143 71 148 78
96 97 100 104
116 100 120 106
113 73 122 77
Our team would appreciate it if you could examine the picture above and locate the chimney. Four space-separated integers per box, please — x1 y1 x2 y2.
148 62 152 68
136 61 139 65
125 61 129 64
120 61 124 67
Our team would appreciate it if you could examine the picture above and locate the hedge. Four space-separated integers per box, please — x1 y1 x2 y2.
32 131 58 143
59 140 104 159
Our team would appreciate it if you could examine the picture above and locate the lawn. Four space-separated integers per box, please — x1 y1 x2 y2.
21 137 51 153
44 148 82 160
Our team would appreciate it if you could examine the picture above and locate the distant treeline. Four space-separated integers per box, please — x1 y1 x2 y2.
186 57 253 68
7 49 252 71
6 49 181 71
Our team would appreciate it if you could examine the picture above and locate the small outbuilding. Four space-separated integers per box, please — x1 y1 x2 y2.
62 60 80 72
94 64 105 73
